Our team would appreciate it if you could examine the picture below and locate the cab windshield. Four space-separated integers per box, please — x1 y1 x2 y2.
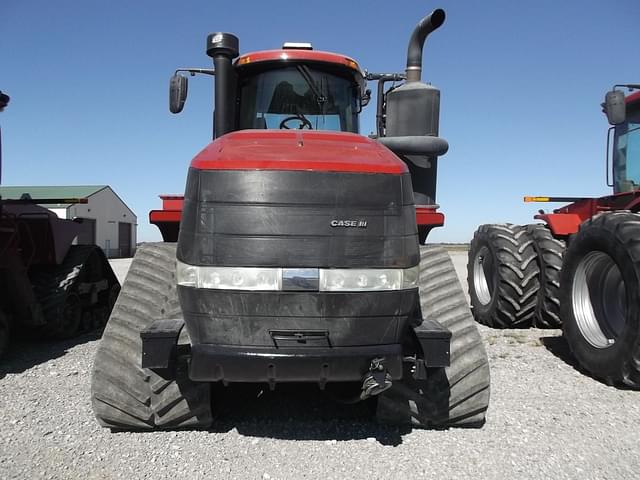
613 100 640 193
237 65 360 133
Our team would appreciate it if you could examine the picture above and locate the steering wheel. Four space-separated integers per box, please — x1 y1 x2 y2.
279 114 313 130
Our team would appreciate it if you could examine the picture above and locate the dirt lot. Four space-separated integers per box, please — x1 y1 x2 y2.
0 250 638 479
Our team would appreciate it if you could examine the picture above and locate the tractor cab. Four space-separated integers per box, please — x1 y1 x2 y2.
169 39 365 138
234 47 363 133
611 92 640 193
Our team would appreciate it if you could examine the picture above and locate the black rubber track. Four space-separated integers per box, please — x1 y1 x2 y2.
31 245 119 338
467 224 539 328
377 246 491 427
527 224 565 329
560 212 640 389
91 243 212 430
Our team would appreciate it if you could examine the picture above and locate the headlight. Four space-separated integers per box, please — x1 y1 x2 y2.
176 261 419 292
319 266 419 291
176 261 281 290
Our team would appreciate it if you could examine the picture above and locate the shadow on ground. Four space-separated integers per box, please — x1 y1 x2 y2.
540 334 580 369
205 383 411 446
540 334 635 390
0 330 101 379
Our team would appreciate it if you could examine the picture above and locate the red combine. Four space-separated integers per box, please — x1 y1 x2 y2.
0 92 120 358
468 85 640 388
91 9 491 430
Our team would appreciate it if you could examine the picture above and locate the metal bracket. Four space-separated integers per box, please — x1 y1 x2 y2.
412 317 451 369
140 318 185 377
360 357 392 400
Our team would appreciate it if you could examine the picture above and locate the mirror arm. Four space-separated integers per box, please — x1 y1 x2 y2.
175 68 215 77
364 73 406 137
613 83 640 91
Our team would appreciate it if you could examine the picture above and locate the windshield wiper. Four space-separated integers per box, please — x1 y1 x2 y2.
296 65 326 108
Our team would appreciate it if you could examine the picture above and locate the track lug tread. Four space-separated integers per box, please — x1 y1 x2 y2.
91 243 212 430
378 246 490 428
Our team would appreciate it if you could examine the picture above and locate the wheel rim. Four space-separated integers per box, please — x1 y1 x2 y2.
572 251 626 349
473 246 495 305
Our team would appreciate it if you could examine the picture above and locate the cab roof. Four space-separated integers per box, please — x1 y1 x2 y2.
235 49 363 78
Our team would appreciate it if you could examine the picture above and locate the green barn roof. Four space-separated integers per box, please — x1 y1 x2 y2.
0 185 108 201
0 185 109 208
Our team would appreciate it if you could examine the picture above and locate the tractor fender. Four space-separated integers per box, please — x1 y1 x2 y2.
534 213 582 236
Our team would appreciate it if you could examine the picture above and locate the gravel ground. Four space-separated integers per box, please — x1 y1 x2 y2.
1 251 639 479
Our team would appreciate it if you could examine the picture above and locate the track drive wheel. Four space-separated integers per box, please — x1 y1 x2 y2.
91 243 212 430
527 224 565 329
377 246 491 427
0 310 10 359
467 224 539 328
560 212 640 389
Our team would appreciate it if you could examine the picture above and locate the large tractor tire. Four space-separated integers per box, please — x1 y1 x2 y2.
91 243 212 430
527 224 565 329
467 224 539 328
377 246 491 427
560 212 640 389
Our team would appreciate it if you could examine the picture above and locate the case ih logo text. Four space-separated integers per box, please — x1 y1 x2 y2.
330 219 368 228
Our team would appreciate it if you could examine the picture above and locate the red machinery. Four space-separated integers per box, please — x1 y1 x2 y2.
149 157 444 243
0 92 120 358
468 86 640 388
91 10 491 431
148 49 445 242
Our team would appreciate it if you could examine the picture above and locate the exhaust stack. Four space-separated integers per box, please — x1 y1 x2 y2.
384 8 446 140
378 8 448 206
206 33 239 138
405 9 446 82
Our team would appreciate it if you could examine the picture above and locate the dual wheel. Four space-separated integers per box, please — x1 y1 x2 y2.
468 212 640 389
468 223 561 329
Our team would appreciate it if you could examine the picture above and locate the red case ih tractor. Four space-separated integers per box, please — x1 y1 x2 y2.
468 85 640 389
0 92 120 359
91 9 491 430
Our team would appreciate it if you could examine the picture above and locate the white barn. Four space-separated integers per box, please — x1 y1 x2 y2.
0 185 137 258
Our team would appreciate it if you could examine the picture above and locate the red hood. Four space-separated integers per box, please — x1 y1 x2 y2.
190 130 407 174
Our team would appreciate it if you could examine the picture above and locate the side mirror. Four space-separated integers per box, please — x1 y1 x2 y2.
361 88 371 108
169 74 188 114
605 90 626 125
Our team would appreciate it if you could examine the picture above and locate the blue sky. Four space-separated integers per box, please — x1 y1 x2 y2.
1 0 638 242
